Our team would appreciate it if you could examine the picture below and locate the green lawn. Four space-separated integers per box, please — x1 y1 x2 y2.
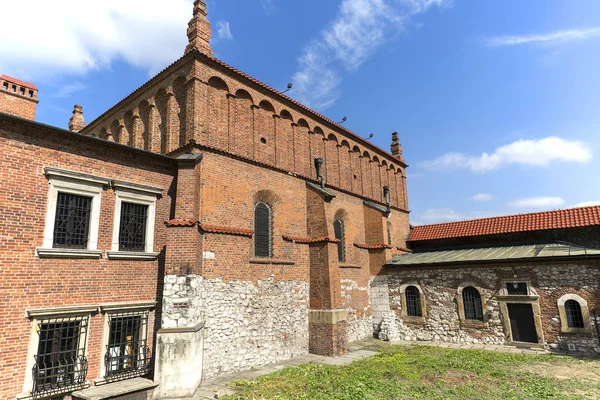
228 344 600 399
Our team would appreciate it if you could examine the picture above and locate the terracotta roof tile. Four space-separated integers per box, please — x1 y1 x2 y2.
353 243 392 250
165 219 199 227
1 75 37 90
282 235 340 244
164 220 254 236
410 205 600 242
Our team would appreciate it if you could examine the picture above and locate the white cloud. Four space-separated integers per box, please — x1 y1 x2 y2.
472 193 493 202
292 0 446 110
485 28 600 47
260 0 276 14
413 207 498 225
506 196 565 209
0 0 194 80
419 137 592 173
53 81 88 98
216 21 233 40
570 201 600 208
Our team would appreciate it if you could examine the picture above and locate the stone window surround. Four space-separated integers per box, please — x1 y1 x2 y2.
37 168 108 259
457 283 488 328
557 293 592 334
497 279 545 345
399 282 427 324
96 301 156 384
107 182 161 260
21 305 96 398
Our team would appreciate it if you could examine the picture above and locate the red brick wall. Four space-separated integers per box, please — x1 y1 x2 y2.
0 117 176 399
0 88 37 120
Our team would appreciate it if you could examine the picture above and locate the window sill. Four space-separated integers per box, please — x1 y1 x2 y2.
339 264 361 269
560 327 592 334
402 315 427 325
17 383 90 399
72 377 157 400
106 251 159 260
460 319 489 329
36 248 102 259
249 258 295 265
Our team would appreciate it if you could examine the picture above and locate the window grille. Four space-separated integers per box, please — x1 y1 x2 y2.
506 282 528 295
462 287 484 321
118 202 148 252
333 219 345 262
405 286 422 317
52 193 92 249
104 311 150 380
32 317 88 395
565 300 585 328
254 203 272 258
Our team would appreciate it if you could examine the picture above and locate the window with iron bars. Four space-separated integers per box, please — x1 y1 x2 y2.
462 287 484 321
52 193 92 249
104 311 150 380
405 286 422 317
118 202 148 252
32 316 88 395
254 203 272 258
506 282 528 296
333 219 345 262
565 300 585 328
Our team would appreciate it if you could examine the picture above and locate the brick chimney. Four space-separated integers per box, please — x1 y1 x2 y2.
184 0 213 57
68 104 85 132
391 132 404 163
0 75 38 120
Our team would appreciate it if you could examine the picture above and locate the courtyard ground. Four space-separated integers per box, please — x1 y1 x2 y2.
221 342 600 400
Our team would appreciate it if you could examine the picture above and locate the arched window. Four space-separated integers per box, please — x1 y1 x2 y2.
462 287 483 321
565 300 584 328
387 221 392 246
405 286 422 317
254 203 272 257
333 219 345 262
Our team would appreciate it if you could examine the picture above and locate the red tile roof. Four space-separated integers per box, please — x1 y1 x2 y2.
1 75 37 90
353 243 392 250
282 235 341 244
164 220 254 236
410 205 600 242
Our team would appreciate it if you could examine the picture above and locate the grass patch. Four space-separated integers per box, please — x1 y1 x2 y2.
228 344 600 399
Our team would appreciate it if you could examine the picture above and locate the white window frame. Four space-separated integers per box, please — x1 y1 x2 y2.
21 306 97 398
37 168 108 259
107 181 161 260
97 301 155 383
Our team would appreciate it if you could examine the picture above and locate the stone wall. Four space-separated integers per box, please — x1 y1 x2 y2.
384 261 600 353
341 278 373 342
201 277 309 378
162 275 203 328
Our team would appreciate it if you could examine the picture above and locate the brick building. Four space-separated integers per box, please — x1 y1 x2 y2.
0 1 597 400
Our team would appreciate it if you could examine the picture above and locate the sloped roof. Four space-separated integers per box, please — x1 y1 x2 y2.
410 205 600 242
388 243 600 267
1 75 37 90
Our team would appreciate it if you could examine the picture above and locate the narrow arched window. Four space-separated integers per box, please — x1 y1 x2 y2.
254 203 272 257
333 219 345 262
565 300 584 328
405 286 422 317
387 221 392 246
462 287 483 321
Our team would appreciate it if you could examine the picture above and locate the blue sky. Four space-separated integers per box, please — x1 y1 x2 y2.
2 0 600 225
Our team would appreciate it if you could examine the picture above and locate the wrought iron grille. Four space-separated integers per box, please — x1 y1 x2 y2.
334 219 345 262
565 300 585 328
405 286 422 317
506 282 528 295
52 193 92 249
254 203 272 258
105 311 150 380
462 287 484 321
118 202 148 252
32 316 88 395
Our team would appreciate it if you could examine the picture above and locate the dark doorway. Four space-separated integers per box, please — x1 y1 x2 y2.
507 303 538 343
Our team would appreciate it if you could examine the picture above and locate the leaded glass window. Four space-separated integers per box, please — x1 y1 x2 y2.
405 286 422 317
462 286 484 321
105 311 150 379
118 202 148 252
52 193 92 249
565 300 584 328
32 317 88 395
333 219 345 262
254 203 272 258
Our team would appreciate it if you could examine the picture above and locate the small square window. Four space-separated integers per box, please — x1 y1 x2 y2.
29 89 34 98
2 82 8 90
11 84 16 92
118 202 148 252
32 316 89 395
19 87 25 95
52 193 92 249
105 311 150 379
506 282 528 295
